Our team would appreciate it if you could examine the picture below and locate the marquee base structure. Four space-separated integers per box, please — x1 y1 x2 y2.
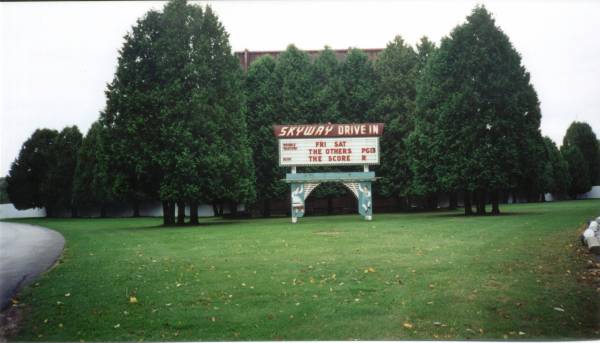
285 172 377 223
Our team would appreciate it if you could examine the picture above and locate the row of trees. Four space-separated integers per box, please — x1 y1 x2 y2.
6 1 600 221
6 127 82 217
245 6 600 216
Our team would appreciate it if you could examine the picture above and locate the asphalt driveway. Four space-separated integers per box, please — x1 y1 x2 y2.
0 222 65 310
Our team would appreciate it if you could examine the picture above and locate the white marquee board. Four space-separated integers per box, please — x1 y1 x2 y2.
278 137 380 166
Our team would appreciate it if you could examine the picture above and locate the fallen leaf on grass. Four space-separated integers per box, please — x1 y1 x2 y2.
65 293 71 297
403 322 414 329
114 324 120 329
129 296 138 304
554 307 565 312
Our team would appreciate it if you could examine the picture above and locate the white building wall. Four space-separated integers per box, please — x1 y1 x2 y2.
0 203 46 219
0 201 241 219
580 185 600 199
545 185 600 202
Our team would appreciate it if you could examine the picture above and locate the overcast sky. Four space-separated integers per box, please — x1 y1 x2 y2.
1 0 599 176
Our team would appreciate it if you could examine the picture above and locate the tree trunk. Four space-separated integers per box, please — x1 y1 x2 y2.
169 201 176 224
476 189 486 215
262 199 271 218
501 190 509 204
132 199 140 217
397 196 407 212
163 201 174 226
230 202 238 216
214 202 224 216
491 190 500 215
448 192 457 210
190 201 199 225
327 195 333 215
177 201 185 225
464 190 473 216
162 201 169 225
100 203 107 218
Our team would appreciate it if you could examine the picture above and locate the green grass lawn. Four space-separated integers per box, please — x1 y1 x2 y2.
6 200 600 341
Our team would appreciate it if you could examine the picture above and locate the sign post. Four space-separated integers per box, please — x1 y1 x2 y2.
274 123 383 223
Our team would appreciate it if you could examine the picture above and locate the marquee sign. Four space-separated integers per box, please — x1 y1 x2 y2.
275 123 383 223
274 123 383 167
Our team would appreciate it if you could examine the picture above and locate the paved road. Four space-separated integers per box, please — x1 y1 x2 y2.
0 222 65 310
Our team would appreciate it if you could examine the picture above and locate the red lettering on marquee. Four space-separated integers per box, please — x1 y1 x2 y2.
328 155 351 162
273 123 384 138
361 147 376 153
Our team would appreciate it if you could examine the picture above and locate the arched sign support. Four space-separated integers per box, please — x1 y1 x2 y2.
274 123 383 224
285 171 377 223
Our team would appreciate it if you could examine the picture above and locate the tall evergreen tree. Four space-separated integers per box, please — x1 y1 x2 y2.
415 6 543 215
101 7 163 218
562 121 600 185
7 127 82 217
339 48 377 123
6 129 59 214
408 37 442 208
311 47 343 123
73 121 112 217
415 36 436 72
245 56 286 216
372 36 419 208
309 48 351 211
0 178 8 204
275 45 315 125
102 0 254 225
43 126 83 217
561 145 591 198
540 136 570 199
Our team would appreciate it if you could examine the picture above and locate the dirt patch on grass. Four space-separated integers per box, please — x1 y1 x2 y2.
0 303 27 342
